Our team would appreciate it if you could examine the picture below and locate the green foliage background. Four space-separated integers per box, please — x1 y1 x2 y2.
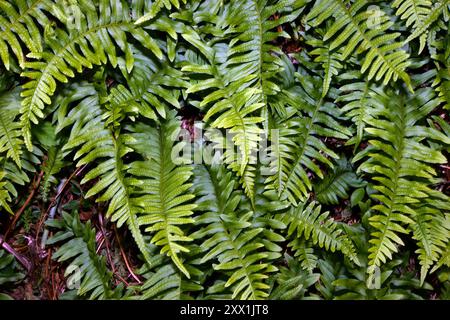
0 0 449 300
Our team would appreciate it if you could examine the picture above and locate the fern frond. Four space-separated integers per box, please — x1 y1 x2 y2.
270 253 320 300
40 145 65 202
278 200 360 264
182 0 306 202
404 0 450 49
61 86 153 267
191 164 279 299
307 0 412 90
287 239 318 274
337 72 385 149
48 211 121 299
0 0 56 70
308 33 343 97
265 74 351 205
127 116 196 278
313 156 365 205
135 0 187 24
19 0 164 150
134 253 203 300
392 0 434 53
355 85 450 282
0 87 23 167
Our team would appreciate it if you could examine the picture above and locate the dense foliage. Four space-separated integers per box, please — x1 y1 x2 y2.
0 0 449 300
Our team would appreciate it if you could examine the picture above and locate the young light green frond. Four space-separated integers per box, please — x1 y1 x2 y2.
392 0 433 53
307 0 412 90
404 0 450 49
127 115 196 278
19 0 165 151
0 0 55 70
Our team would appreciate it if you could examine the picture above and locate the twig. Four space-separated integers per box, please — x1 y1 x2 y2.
113 225 142 284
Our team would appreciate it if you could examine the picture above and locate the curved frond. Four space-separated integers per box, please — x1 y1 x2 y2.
307 0 412 90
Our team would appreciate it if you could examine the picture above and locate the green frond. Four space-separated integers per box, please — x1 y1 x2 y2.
431 242 450 272
48 211 122 299
392 0 433 53
0 0 55 70
127 116 196 278
337 72 385 149
40 145 65 201
404 0 450 49
355 85 450 282
134 254 203 300
314 156 365 205
265 73 351 205
308 33 343 97
270 253 320 300
19 0 165 150
0 171 13 214
61 87 153 267
287 239 319 274
105 48 189 125
191 164 279 299
278 200 360 264
182 0 307 202
307 0 412 90
411 207 449 283
0 87 23 167
135 0 187 25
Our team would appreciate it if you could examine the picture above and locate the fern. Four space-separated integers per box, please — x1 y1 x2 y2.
0 87 23 167
278 200 360 264
191 164 279 299
19 0 164 150
265 73 351 205
182 0 306 203
47 210 122 299
131 253 203 300
0 0 449 301
270 253 320 300
355 83 450 283
40 145 65 201
0 0 55 70
307 0 412 90
127 117 197 278
314 156 365 205
392 0 433 53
